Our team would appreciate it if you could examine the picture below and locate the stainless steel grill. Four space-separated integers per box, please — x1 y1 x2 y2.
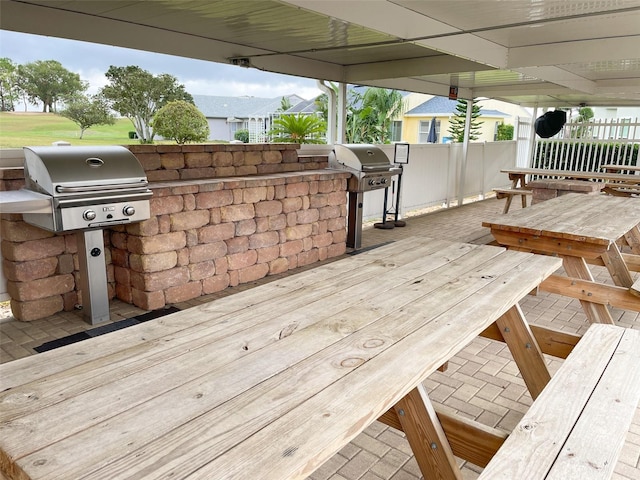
21 145 152 325
22 145 151 232
328 144 401 249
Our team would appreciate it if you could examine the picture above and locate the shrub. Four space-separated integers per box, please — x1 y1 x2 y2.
152 100 209 144
234 129 249 143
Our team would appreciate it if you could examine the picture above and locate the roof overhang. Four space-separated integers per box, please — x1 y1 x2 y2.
2 0 639 108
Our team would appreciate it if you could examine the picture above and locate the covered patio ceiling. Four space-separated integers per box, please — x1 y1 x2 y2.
2 0 640 108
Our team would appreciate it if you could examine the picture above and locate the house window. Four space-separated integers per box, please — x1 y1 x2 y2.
391 121 402 142
418 119 440 143
418 121 430 143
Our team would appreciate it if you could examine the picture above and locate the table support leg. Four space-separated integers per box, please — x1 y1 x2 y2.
562 256 615 324
394 384 462 480
495 304 551 400
601 243 634 287
625 226 640 255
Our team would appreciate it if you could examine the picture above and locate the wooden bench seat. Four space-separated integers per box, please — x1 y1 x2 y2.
493 187 533 213
479 324 640 479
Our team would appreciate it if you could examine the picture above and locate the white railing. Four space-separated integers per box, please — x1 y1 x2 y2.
532 118 640 173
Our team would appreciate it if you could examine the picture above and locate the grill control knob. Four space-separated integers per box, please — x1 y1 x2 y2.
368 179 376 185
381 178 388 184
123 205 136 216
83 209 96 221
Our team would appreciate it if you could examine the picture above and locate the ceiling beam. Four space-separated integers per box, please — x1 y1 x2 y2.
283 0 508 68
508 36 640 68
514 66 596 94
344 56 494 82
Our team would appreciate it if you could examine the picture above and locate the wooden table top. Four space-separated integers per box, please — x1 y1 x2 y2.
501 168 640 184
483 193 640 246
0 237 561 480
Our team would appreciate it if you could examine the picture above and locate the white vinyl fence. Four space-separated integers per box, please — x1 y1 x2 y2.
301 141 518 222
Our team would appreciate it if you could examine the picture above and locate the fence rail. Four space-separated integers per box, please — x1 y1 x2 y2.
531 117 640 172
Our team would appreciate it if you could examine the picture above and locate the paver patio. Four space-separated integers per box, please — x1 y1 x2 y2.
1 196 639 479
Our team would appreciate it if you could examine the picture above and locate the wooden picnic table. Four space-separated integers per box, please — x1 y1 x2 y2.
501 167 640 197
0 236 561 480
601 164 640 173
483 193 640 325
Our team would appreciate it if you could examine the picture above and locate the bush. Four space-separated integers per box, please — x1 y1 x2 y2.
234 129 249 143
496 123 514 141
151 100 209 144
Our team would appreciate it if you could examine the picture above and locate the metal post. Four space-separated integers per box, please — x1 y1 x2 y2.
457 98 474 207
77 229 111 325
346 191 364 249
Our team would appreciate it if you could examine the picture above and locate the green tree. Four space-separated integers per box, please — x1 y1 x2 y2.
59 94 115 139
17 60 86 112
277 96 293 113
570 107 594 139
100 65 193 143
152 100 209 144
496 123 514 141
448 99 483 142
361 87 405 143
315 86 404 143
269 114 326 144
0 58 20 112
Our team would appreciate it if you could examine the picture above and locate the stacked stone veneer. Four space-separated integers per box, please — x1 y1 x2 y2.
1 144 350 321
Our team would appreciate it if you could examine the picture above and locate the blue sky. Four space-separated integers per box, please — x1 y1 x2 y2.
0 30 323 109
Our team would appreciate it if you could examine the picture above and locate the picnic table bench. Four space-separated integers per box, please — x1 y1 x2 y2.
479 323 640 479
1 236 566 480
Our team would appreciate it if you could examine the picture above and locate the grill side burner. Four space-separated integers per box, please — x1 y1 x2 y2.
328 144 401 249
20 145 152 324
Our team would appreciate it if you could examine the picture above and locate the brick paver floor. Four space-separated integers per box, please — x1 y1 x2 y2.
2 195 639 479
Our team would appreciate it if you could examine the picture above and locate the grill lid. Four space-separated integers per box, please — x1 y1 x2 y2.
24 145 148 196
329 144 392 172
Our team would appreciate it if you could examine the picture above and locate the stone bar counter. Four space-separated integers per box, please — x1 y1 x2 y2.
0 144 350 321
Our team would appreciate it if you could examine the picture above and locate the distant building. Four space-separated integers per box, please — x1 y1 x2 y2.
192 94 305 142
398 95 529 143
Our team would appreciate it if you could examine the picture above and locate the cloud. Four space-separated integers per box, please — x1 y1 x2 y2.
0 30 323 104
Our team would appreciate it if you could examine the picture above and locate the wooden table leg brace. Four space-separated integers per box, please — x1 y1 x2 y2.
394 384 463 480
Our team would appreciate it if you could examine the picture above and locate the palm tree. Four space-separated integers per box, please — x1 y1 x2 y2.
361 88 405 143
269 114 326 144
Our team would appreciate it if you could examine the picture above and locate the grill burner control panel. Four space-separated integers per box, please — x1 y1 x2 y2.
61 199 150 230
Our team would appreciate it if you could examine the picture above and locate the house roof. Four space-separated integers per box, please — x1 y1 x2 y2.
193 94 305 119
405 97 508 117
285 98 319 114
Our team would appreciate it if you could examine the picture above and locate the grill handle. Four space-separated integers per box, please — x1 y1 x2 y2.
55 181 149 193
362 165 392 171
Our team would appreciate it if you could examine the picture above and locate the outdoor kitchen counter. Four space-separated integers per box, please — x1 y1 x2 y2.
0 236 562 479
147 168 350 190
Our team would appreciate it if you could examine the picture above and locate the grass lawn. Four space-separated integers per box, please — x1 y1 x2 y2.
0 112 144 148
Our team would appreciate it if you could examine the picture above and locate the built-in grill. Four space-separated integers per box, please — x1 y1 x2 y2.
22 145 151 232
328 144 401 249
21 145 152 325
